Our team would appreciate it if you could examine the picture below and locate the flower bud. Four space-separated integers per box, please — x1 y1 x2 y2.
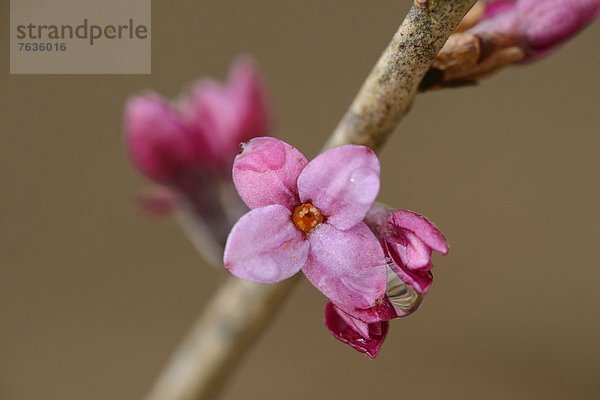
123 57 273 264
324 204 449 357
183 57 272 171
365 203 449 294
324 302 388 359
421 0 600 90
124 94 203 183
473 0 600 60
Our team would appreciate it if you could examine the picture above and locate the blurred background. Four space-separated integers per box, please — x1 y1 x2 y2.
1 1 599 399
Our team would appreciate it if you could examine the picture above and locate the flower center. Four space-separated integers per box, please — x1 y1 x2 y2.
292 203 324 233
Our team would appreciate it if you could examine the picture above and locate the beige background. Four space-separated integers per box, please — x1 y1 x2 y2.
1 1 599 399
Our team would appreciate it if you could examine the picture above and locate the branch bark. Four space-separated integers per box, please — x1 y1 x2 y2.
326 0 477 151
145 1 477 399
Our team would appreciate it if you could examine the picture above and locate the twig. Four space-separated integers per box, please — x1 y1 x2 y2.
145 1 477 399
145 277 299 400
326 0 477 151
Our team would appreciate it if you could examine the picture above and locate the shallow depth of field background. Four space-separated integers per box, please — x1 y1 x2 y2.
1 1 600 399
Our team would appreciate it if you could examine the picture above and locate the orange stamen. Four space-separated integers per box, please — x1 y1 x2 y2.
292 203 324 233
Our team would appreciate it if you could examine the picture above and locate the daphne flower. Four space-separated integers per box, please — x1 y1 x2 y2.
325 204 448 358
224 137 387 310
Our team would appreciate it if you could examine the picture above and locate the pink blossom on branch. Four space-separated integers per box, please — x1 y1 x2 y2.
224 137 449 357
224 137 387 311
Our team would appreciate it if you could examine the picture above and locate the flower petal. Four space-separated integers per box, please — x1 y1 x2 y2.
303 222 387 309
184 79 237 167
224 204 309 283
324 302 388 359
518 0 600 52
297 145 380 230
335 296 398 324
182 58 272 171
228 56 272 144
483 0 516 19
124 94 200 182
233 137 308 209
391 230 433 270
387 242 433 294
390 210 449 255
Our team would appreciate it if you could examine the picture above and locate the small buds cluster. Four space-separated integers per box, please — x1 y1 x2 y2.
324 204 448 358
421 0 600 90
123 57 272 262
125 56 271 183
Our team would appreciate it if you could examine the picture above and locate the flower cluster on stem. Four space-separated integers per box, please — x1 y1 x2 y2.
124 57 272 263
224 137 448 357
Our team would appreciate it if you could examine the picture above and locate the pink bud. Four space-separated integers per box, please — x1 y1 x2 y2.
321 204 448 357
483 0 517 19
124 57 272 184
124 94 204 183
472 0 600 60
183 57 272 171
519 0 600 55
324 302 389 359
365 204 448 294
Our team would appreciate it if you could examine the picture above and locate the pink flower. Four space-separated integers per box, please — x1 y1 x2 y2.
223 137 387 310
325 204 448 358
472 0 600 60
124 56 271 184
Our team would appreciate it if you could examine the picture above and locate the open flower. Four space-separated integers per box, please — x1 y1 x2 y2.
224 137 387 310
325 204 448 358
